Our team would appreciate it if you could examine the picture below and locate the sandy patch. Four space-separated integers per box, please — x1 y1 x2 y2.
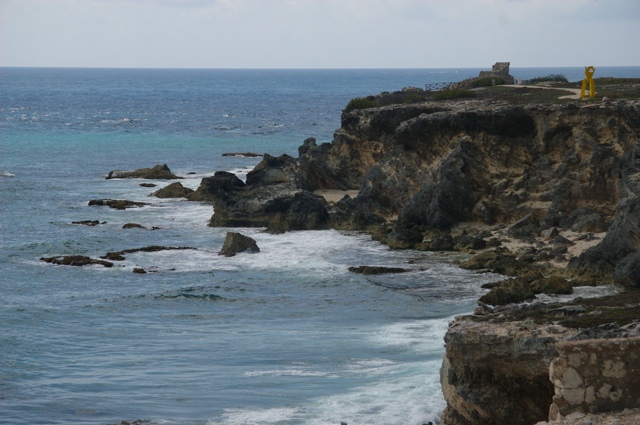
314 189 359 204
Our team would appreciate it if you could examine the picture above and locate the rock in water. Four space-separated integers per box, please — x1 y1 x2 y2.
218 232 260 257
106 164 181 180
151 182 194 198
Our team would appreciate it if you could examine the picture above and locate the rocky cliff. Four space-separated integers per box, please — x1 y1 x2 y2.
195 93 640 424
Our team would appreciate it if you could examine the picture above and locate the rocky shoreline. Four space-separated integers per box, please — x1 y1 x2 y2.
41 84 640 424
186 93 640 424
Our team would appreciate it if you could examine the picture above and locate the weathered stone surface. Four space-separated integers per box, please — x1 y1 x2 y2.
460 250 531 276
218 232 260 257
106 164 181 180
441 319 573 425
532 276 573 295
479 277 536 306
549 337 640 419
569 196 640 285
151 182 194 199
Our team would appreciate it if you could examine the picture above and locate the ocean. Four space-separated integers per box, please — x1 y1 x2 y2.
1 66 638 425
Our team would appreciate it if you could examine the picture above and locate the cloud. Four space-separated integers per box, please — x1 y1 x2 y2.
1 0 638 68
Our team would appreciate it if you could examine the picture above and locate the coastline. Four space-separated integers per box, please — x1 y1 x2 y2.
193 79 640 424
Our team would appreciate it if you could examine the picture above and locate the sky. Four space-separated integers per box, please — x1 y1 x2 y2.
1 0 639 69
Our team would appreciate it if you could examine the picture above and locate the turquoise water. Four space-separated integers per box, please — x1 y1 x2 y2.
1 67 638 425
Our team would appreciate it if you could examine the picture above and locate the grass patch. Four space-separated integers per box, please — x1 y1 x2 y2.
471 76 506 88
525 74 569 84
344 96 378 113
432 88 477 101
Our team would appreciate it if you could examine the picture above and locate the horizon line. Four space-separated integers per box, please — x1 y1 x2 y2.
2 65 640 71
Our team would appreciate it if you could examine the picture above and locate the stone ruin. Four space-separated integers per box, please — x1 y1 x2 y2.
479 62 514 84
449 61 515 89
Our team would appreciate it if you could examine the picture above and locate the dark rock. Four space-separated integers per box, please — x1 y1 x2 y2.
507 213 540 240
102 252 126 261
264 192 330 233
40 255 113 268
479 277 535 306
569 196 640 283
122 223 146 229
106 164 181 180
187 171 246 203
460 250 530 276
139 183 157 188
613 251 640 287
132 268 147 274
72 220 106 226
569 209 608 233
218 232 260 257
419 231 454 251
221 152 263 157
151 182 194 199
348 265 410 275
531 276 573 295
88 199 148 210
298 137 317 156
453 231 487 251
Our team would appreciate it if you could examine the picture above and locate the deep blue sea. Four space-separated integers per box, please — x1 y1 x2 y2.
1 67 638 425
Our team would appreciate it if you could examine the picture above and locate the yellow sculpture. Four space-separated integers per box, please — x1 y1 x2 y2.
581 66 596 99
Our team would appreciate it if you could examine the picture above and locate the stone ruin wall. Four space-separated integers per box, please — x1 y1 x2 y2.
478 62 514 84
549 336 640 421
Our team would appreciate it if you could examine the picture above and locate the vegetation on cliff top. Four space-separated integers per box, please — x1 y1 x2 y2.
343 78 640 112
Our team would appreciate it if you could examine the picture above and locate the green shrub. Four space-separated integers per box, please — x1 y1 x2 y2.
432 88 477 101
525 74 568 84
344 96 377 112
471 76 506 88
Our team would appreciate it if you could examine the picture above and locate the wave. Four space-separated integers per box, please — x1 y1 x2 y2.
1 171 15 177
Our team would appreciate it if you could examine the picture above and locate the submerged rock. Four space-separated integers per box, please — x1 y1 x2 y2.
72 220 106 226
348 265 410 275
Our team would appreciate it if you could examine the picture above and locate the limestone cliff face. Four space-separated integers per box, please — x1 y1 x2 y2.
301 100 640 244
440 319 576 425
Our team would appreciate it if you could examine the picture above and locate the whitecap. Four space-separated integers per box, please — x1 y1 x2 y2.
1 171 15 177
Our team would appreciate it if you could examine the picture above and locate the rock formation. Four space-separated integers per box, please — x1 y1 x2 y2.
88 199 148 210
151 182 194 198
193 93 640 424
218 232 260 257
106 164 181 180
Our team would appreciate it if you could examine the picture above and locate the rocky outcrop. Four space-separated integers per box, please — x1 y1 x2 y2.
218 232 260 257
106 164 181 180
88 199 148 210
203 99 640 276
151 182 194 198
441 319 574 425
40 255 113 267
202 155 333 233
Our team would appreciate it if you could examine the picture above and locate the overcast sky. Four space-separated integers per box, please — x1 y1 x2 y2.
1 0 639 69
